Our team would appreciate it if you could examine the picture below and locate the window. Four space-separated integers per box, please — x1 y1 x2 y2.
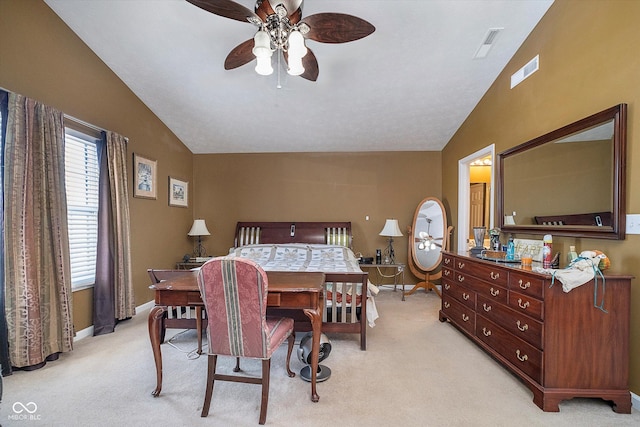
64 125 100 291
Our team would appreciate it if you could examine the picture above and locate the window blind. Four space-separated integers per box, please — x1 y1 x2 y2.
64 130 100 289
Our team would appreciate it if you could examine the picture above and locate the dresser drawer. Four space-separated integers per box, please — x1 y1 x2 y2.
455 258 508 287
477 295 543 350
443 278 475 309
442 294 475 335
442 253 454 268
466 277 508 305
442 265 454 281
509 271 545 299
476 315 542 384
508 290 543 321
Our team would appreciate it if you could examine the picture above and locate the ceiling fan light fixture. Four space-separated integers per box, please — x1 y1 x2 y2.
255 55 274 75
287 55 305 75
288 30 307 57
252 29 273 57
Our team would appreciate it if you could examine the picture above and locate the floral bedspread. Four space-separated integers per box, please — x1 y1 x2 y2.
227 243 362 272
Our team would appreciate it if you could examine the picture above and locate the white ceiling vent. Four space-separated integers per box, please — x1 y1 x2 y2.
473 28 503 59
511 55 539 88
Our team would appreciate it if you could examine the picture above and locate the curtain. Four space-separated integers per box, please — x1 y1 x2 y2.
3 93 74 369
0 90 11 375
93 131 134 335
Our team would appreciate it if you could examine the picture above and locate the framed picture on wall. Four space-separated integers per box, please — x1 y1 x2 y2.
133 153 157 199
169 177 188 207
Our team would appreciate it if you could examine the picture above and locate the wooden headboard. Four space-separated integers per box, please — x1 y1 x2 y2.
234 221 352 248
534 211 612 226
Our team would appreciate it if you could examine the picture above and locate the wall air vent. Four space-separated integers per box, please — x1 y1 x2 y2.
473 28 503 59
511 55 539 88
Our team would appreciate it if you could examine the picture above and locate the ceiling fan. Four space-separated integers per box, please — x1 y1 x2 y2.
186 0 376 81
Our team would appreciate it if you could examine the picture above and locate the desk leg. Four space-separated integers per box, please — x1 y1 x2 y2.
302 307 321 402
148 305 167 397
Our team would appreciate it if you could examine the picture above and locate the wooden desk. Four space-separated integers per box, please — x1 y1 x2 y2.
148 270 325 402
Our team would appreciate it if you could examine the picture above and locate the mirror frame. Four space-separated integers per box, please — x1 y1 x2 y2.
497 104 627 240
410 197 447 272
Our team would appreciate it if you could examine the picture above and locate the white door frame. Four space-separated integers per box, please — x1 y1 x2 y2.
457 145 495 252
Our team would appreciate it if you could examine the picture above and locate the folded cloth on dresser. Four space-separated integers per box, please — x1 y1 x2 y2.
534 251 607 312
228 243 379 327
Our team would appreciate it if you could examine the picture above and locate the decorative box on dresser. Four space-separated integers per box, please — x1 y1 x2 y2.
439 251 632 413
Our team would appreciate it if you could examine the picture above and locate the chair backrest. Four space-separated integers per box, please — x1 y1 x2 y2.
197 257 272 359
148 269 191 284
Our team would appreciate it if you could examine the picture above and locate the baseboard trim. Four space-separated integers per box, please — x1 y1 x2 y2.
73 299 155 342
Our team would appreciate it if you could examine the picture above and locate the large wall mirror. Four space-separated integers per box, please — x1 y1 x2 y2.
497 104 627 239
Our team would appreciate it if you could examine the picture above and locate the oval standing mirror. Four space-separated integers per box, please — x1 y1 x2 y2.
406 197 453 297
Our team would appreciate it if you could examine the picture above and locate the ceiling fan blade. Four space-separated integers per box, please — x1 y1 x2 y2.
186 0 258 24
300 49 319 81
255 0 275 21
301 13 375 44
224 39 255 70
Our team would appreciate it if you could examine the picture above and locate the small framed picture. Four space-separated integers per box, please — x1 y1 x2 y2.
169 177 188 207
133 154 157 199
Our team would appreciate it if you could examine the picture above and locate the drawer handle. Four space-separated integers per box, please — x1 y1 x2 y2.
458 262 465 269
516 320 529 331
458 276 465 283
462 292 470 300
444 301 450 308
444 258 451 265
490 287 500 297
444 283 450 290
516 350 528 362
444 270 451 276
518 279 531 290
490 272 500 280
462 314 469 322
518 299 530 309
482 327 492 337
483 303 492 312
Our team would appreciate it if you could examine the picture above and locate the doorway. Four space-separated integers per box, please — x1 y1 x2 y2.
457 145 495 252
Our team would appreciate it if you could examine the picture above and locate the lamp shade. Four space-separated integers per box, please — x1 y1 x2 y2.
379 219 403 237
188 219 211 236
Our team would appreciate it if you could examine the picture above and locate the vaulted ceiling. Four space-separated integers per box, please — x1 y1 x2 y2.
44 0 553 153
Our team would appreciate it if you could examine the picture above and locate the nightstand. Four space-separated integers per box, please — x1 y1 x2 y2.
358 263 405 300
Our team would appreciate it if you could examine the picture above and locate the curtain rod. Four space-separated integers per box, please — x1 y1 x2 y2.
0 85 106 134
64 114 105 134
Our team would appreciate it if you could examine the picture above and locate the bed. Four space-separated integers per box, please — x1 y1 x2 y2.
229 221 374 350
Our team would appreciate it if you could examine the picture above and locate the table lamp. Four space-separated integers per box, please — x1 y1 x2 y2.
188 219 211 258
379 219 403 264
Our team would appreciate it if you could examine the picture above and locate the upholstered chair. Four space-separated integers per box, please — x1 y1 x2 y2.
197 257 295 425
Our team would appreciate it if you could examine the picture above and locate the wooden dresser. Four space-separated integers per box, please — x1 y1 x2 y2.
439 251 631 413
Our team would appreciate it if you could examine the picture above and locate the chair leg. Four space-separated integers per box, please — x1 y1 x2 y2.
259 359 271 425
201 355 217 417
285 334 295 378
195 307 203 355
234 357 241 372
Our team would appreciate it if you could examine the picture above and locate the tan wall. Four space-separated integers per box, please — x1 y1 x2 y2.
0 0 195 331
442 0 640 394
193 152 442 285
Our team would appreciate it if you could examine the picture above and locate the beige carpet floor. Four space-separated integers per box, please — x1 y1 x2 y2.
1 287 638 427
